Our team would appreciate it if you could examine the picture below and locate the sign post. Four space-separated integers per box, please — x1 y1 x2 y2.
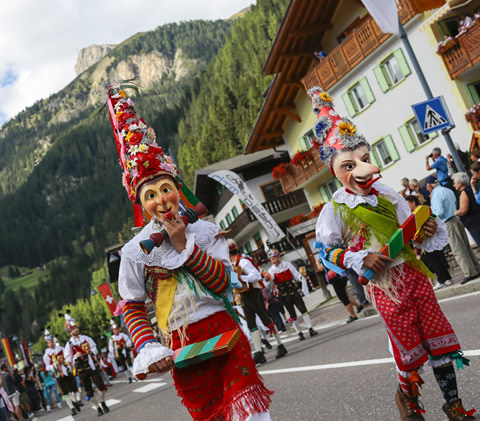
412 96 453 135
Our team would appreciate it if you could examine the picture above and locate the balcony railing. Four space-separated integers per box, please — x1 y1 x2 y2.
301 0 442 91
249 237 303 265
279 146 326 194
438 22 480 79
226 190 308 237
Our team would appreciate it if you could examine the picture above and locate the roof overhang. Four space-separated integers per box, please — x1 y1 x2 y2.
246 0 340 154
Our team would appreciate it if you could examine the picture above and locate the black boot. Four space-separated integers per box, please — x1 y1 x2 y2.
128 377 132 383
298 332 305 341
97 407 104 417
275 344 288 359
71 408 78 416
253 351 266 364
73 401 81 412
309 327 318 337
101 401 110 414
261 338 272 350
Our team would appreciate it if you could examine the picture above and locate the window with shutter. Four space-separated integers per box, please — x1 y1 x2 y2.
393 48 411 77
341 92 357 117
399 124 416 152
466 80 480 105
318 185 330 202
359 77 375 104
383 135 400 162
373 64 390 93
372 135 399 168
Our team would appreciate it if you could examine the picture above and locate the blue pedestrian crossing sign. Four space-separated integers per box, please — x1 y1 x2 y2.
412 96 453 135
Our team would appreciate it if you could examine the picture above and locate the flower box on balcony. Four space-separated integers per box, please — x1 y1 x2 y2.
436 37 455 55
291 150 314 168
272 162 290 180
465 104 480 131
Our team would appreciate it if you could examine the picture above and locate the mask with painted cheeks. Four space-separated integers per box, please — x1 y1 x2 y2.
138 175 180 221
331 144 381 196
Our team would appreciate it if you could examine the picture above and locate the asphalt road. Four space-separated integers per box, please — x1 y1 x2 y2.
36 291 480 421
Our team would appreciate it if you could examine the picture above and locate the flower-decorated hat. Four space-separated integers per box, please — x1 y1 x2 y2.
44 328 53 342
267 249 280 258
59 310 78 333
307 87 369 167
107 82 179 202
227 239 239 253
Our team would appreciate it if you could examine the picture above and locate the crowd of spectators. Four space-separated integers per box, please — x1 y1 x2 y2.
400 146 480 289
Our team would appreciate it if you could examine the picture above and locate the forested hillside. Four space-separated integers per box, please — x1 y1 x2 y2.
0 19 232 341
176 0 288 184
0 0 290 344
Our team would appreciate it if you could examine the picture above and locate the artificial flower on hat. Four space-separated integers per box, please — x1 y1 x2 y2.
267 249 280 258
107 82 179 202
307 87 369 166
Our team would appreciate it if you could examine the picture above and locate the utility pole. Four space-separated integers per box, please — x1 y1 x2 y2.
398 19 466 173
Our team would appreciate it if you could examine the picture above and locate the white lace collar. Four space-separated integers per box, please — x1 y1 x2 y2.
331 181 392 209
121 219 219 269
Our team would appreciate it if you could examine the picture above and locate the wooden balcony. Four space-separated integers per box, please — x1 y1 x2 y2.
249 237 303 265
279 146 326 194
227 190 308 238
301 0 441 91
438 22 480 79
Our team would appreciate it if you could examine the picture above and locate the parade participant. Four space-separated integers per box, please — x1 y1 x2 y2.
310 87 477 421
63 314 109 416
267 250 318 341
100 351 117 380
42 329 80 416
107 82 273 421
228 239 288 364
108 320 134 383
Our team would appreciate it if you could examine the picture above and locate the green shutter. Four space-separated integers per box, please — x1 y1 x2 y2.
428 130 439 140
466 83 480 105
370 150 380 168
298 136 308 152
398 124 416 152
359 77 375 104
342 92 357 117
318 185 330 203
393 48 411 77
373 64 390 93
383 134 400 162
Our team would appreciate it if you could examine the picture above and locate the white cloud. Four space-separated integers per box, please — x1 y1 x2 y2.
0 0 254 124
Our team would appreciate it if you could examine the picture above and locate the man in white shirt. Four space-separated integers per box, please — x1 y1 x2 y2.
228 240 287 364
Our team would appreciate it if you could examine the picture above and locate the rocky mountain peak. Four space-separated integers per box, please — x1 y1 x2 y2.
75 44 116 75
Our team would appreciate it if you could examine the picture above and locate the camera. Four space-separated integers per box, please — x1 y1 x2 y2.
428 153 433 158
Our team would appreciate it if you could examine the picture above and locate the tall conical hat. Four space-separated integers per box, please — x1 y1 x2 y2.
106 82 178 203
307 87 369 167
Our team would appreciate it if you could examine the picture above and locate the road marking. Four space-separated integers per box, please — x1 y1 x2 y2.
90 398 121 411
56 417 74 421
438 290 480 303
259 349 480 375
133 382 167 393
111 377 163 384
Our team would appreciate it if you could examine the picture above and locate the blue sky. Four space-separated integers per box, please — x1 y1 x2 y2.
0 0 254 127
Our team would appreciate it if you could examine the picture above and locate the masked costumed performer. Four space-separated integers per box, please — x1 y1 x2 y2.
267 249 317 341
43 329 81 416
63 314 110 416
108 320 134 383
228 239 288 364
107 82 273 421
310 88 477 421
